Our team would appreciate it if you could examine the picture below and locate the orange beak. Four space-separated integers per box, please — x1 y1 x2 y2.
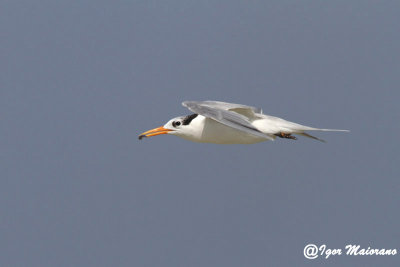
138 126 173 140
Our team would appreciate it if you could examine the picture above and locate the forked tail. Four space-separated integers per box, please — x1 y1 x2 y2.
298 128 349 143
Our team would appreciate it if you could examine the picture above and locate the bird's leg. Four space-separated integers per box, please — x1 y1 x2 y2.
274 132 297 140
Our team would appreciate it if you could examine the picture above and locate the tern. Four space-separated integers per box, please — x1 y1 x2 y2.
139 101 349 144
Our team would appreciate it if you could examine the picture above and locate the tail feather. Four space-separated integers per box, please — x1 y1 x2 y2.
312 128 350 132
298 132 326 143
296 128 349 143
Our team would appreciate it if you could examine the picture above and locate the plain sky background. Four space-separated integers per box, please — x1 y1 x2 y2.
1 1 399 266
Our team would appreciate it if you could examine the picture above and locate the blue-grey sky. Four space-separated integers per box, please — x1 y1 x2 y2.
1 1 399 266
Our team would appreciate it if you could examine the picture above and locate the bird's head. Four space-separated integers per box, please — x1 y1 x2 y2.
138 114 200 140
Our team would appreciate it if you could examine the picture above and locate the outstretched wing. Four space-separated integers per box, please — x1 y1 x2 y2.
184 100 264 118
194 100 263 114
182 101 274 140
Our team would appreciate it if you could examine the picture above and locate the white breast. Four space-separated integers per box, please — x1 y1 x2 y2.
189 116 268 144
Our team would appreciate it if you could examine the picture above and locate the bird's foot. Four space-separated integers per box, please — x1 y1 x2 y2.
275 132 297 140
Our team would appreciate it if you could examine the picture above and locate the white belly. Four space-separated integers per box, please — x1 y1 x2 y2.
193 117 268 144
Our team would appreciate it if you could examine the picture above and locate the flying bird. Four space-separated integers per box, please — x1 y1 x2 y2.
139 101 349 144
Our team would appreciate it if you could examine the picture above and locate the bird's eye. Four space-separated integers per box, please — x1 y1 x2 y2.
173 121 181 127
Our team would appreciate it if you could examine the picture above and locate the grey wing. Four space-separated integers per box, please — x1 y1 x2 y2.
194 100 263 114
182 101 274 140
